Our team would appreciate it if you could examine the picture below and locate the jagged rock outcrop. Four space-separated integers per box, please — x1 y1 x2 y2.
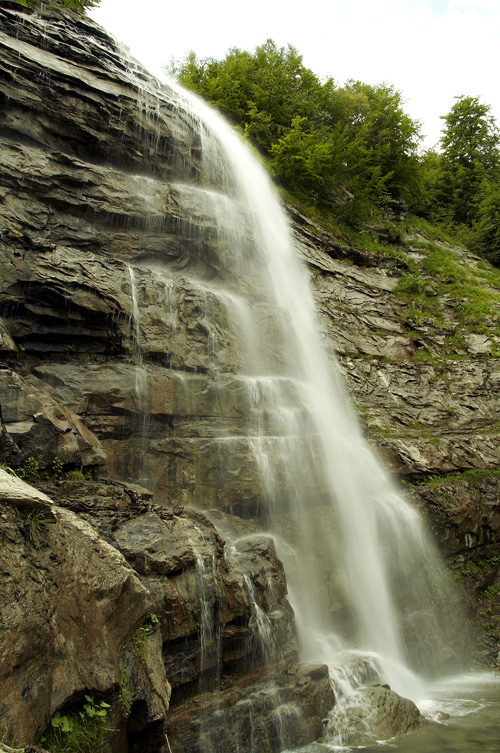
292 210 500 479
0 472 169 752
1 470 333 752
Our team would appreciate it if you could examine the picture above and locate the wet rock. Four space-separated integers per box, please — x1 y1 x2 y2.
113 511 213 575
0 319 16 353
0 369 106 470
26 477 317 748
324 684 424 746
166 661 335 753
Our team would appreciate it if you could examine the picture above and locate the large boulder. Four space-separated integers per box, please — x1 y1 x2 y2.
324 684 424 746
0 474 169 750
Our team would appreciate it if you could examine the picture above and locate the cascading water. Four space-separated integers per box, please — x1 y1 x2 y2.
119 49 468 738
162 79 465 694
127 264 152 486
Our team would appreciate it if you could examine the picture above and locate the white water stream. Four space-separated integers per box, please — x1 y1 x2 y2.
162 78 465 697
120 51 469 729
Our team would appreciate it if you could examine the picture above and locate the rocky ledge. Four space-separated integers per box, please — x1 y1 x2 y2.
1 470 334 752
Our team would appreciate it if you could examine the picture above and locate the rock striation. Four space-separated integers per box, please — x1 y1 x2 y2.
1 1 500 751
0 5 335 750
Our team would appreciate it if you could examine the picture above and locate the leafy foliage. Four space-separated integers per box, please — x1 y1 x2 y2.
172 43 500 266
41 696 112 753
418 96 500 265
20 0 101 12
172 41 422 222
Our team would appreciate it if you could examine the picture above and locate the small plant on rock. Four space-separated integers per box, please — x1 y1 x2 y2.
67 468 93 483
41 696 112 753
52 456 64 478
23 456 39 479
21 507 53 549
132 614 160 664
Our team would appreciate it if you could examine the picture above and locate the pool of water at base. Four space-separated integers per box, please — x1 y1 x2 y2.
290 672 500 753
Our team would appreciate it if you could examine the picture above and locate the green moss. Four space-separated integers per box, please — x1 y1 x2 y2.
411 348 439 365
448 556 500 592
132 615 160 665
67 469 93 482
483 585 500 601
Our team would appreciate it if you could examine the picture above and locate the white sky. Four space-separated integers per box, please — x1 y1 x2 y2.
89 0 500 150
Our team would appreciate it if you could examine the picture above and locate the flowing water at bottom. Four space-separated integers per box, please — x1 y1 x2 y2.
288 672 500 752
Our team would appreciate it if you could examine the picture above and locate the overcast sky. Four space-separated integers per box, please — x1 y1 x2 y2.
89 0 500 150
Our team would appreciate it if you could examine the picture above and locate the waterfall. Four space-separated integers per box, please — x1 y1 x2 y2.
120 54 466 706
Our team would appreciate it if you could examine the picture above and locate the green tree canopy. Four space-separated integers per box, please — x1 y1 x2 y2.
175 41 324 154
173 42 423 219
173 42 500 264
438 95 500 226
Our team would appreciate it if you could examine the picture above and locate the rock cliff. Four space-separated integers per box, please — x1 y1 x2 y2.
0 2 499 752
0 5 334 750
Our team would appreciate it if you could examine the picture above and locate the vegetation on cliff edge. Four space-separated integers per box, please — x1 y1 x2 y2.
19 0 101 13
170 43 500 268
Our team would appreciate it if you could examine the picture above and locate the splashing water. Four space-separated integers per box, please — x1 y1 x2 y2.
120 52 467 706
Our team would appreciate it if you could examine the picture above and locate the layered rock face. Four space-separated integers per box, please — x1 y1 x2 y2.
291 213 500 660
293 211 500 479
1 2 499 751
2 1 499 500
0 4 333 750
0 0 287 511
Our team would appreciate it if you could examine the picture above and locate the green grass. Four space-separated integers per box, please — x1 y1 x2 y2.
423 468 500 488
283 190 500 349
401 215 462 246
392 238 500 346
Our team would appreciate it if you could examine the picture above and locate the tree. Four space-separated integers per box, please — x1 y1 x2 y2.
330 81 423 204
439 95 500 225
471 180 500 266
173 42 423 218
269 116 347 199
175 41 324 155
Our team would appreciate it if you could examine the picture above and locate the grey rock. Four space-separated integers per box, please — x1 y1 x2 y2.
0 467 54 514
325 684 424 746
0 369 106 470
0 491 168 747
